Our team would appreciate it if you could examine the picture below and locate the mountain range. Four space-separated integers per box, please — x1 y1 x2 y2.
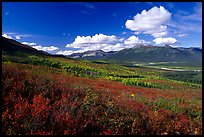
2 36 202 67
67 50 116 61
67 44 202 67
103 44 202 66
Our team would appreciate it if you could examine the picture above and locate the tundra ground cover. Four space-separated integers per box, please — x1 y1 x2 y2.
3 54 201 89
2 59 202 135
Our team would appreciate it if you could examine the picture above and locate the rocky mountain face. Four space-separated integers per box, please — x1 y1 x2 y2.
67 50 117 61
104 44 202 66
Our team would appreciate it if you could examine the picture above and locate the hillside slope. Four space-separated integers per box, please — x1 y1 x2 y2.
2 37 65 58
104 45 202 66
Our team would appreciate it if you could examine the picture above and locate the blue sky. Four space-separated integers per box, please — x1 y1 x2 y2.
2 2 202 55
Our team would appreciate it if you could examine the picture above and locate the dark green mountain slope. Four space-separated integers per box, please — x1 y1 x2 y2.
104 45 202 67
2 37 65 58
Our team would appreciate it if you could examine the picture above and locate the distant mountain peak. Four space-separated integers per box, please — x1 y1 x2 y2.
164 44 171 48
131 43 153 49
68 49 117 60
104 44 202 66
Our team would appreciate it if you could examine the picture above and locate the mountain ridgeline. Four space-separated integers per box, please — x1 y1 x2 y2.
103 45 202 67
67 44 202 67
2 36 65 58
67 50 116 61
2 37 202 67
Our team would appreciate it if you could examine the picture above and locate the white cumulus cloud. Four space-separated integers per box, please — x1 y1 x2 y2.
22 42 37 46
2 33 12 39
124 35 146 45
66 34 118 48
56 50 75 56
15 36 21 39
62 34 124 55
125 6 171 38
3 32 33 40
32 45 59 51
22 42 58 52
28 42 37 46
22 42 29 45
58 34 150 55
153 37 177 45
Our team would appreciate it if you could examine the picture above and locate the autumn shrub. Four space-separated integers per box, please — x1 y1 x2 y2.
2 62 202 135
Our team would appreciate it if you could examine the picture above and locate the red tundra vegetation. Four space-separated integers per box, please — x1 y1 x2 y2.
2 62 202 135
